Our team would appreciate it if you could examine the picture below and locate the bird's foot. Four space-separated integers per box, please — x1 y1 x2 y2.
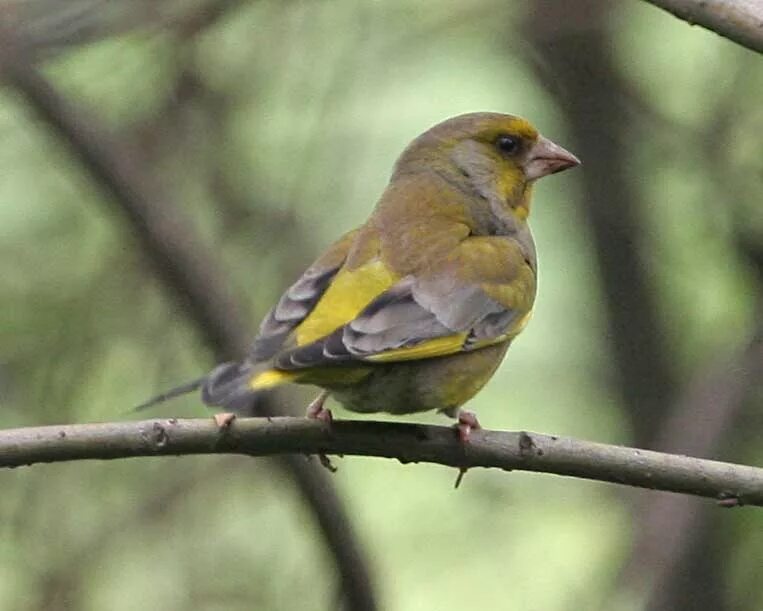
450 410 481 487
213 412 236 430
455 410 481 444
305 391 336 472
306 390 333 423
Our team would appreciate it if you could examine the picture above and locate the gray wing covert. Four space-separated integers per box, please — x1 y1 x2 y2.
272 274 520 369
248 229 359 362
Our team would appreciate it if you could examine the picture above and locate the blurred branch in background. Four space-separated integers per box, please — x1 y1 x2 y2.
617 322 763 609
0 0 247 58
0 29 248 356
1 1 761 609
523 1 761 609
525 0 677 451
0 22 378 611
3 417 763 505
617 155 763 609
640 0 763 54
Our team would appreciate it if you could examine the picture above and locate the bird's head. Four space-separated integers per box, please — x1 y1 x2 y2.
393 112 580 220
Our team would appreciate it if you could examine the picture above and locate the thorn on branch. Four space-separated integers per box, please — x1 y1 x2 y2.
454 467 468 489
146 422 169 450
213 412 236 430
318 453 338 473
518 431 537 457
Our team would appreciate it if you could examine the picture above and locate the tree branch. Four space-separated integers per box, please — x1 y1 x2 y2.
2 417 762 506
640 0 763 54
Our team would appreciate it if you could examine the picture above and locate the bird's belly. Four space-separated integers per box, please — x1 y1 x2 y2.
328 342 510 415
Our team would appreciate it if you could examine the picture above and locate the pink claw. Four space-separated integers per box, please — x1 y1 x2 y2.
306 391 333 422
456 410 481 444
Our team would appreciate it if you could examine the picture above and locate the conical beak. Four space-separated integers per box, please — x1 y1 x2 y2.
524 135 580 181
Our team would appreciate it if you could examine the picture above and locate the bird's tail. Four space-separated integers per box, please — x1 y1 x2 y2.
133 376 207 411
134 361 277 413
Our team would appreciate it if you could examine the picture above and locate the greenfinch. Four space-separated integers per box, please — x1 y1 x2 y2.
140 113 579 439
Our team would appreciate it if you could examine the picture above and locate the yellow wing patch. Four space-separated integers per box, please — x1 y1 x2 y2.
367 308 534 362
295 259 399 347
365 334 469 362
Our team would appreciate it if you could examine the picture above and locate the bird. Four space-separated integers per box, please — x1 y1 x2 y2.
137 112 579 440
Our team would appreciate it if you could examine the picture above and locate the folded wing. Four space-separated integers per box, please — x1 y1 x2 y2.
272 235 536 369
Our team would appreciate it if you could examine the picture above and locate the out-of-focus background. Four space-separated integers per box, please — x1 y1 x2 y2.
1 1 762 610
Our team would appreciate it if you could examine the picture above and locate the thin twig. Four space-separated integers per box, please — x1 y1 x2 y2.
640 0 763 54
2 417 763 506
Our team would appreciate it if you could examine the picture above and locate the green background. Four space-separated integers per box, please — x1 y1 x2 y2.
1 1 762 609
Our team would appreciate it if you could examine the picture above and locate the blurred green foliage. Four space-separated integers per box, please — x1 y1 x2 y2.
1 1 762 610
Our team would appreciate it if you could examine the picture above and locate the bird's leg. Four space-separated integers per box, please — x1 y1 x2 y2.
455 409 481 444
305 390 337 473
438 406 482 443
305 389 332 422
439 407 482 487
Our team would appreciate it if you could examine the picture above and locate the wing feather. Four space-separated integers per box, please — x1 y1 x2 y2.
272 235 536 368
249 229 359 362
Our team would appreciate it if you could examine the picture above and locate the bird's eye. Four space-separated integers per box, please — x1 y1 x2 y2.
496 135 520 155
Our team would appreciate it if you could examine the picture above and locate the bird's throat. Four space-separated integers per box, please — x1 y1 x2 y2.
483 183 532 235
